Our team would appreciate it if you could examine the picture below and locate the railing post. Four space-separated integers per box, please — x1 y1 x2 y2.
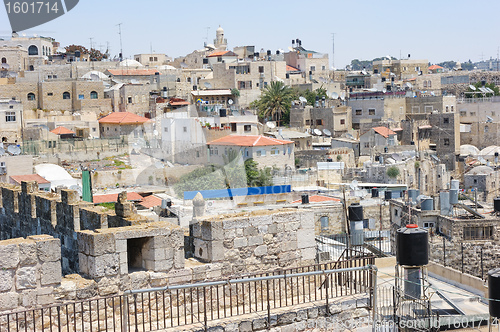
461 243 464 273
121 295 128 332
481 247 484 280
443 237 446 267
266 275 271 328
324 273 329 315
371 266 378 332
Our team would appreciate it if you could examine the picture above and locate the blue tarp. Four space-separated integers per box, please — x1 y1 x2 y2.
184 185 292 200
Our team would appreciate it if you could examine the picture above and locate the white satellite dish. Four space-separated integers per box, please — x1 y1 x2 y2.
350 180 359 190
314 129 322 136
0 148 5 156
323 129 332 136
469 85 477 91
228 99 233 105
266 122 276 129
340 92 346 100
299 96 307 103
1 63 9 70
382 88 387 93
204 82 212 89
153 130 159 136
487 116 493 123
331 92 339 99
7 145 21 155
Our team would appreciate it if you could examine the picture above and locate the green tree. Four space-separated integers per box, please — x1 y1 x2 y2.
386 166 400 179
244 159 273 187
254 81 293 127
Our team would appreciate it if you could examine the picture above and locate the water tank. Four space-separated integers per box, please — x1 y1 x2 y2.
301 194 309 204
440 191 451 216
348 203 363 221
489 268 500 318
421 198 433 211
372 188 379 198
396 224 429 266
494 197 500 213
161 199 172 209
219 108 227 117
350 220 364 246
449 189 459 204
385 191 392 200
408 189 419 204
450 179 460 190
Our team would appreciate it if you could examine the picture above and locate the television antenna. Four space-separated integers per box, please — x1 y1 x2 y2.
116 23 123 61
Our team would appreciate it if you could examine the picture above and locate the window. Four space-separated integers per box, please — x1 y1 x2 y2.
149 57 154 61
258 66 264 73
340 119 345 125
395 209 398 216
90 91 98 99
5 111 16 122
244 125 251 132
474 179 478 184
78 94 84 100
164 127 168 132
27 93 35 101
445 106 449 112
1 57 6 64
368 109 375 115
470 112 476 116
463 226 493 240
238 81 252 89
423 81 427 88
355 109 362 115
256 149 266 157
460 111 466 117
154 57 158 61
47 92 53 96
443 117 449 124
128 97 132 103
310 66 316 71
28 45 38 55
364 142 370 148
63 92 70 100
305 120 310 125
428 80 432 88
316 119 323 125
485 126 489 133
450 105 453 112
444 138 450 146
270 148 279 155
322 66 326 71
320 216 329 230
183 127 187 132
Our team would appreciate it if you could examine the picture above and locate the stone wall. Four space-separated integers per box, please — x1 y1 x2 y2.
192 209 316 275
0 235 61 312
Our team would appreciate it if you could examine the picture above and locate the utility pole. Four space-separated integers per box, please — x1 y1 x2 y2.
117 23 123 61
331 33 336 69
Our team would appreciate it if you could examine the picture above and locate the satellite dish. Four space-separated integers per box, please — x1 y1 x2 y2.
299 96 307 103
228 99 233 105
153 130 159 136
204 82 212 89
7 145 21 155
8 72 17 78
323 129 332 136
154 161 164 169
266 122 276 129
487 116 493 123
331 92 339 99
340 92 346 100
314 129 322 136
469 85 477 91
1 63 9 70
350 180 359 190
382 88 387 93
0 148 4 156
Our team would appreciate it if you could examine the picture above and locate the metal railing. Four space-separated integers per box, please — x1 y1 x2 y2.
0 264 376 332
317 231 393 260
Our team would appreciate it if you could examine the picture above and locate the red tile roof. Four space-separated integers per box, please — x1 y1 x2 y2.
138 195 163 209
99 112 150 125
208 135 293 146
107 69 160 76
372 127 396 138
428 65 443 70
93 192 143 204
292 195 341 204
207 50 237 57
286 65 300 72
10 174 50 185
170 101 190 106
50 126 75 135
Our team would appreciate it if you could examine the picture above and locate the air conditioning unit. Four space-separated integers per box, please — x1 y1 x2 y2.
260 73 265 78
0 167 6 175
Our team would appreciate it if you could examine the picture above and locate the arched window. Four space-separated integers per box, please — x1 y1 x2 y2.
27 93 35 101
63 92 70 100
28 45 38 56
1 57 6 64
90 91 98 99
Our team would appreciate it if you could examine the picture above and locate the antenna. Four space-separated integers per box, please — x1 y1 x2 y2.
323 129 332 136
117 23 123 61
331 32 336 69
266 122 276 129
314 129 322 136
331 92 339 99
7 145 21 155
228 99 233 105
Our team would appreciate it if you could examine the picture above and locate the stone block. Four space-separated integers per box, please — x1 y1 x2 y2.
254 245 268 257
243 226 258 237
0 269 14 292
152 259 173 272
223 323 238 332
149 272 168 287
294 321 306 331
87 254 119 278
296 229 315 249
18 240 37 265
0 292 18 311
281 241 297 252
40 261 62 286
174 250 185 269
201 221 223 241
61 189 79 204
224 228 235 240
78 253 88 275
248 235 263 246
307 307 318 319
233 237 247 248
207 326 224 332
296 309 307 321
249 215 273 227
277 312 297 325
253 318 268 331
167 268 192 285
0 242 19 269
121 271 149 291
239 321 252 332
142 247 165 261
36 238 61 262
301 247 316 261
208 241 224 262
206 263 223 280
193 238 209 261
20 290 37 307
278 251 299 267
16 266 37 290
268 223 278 234
115 239 127 253
171 229 185 248
97 277 119 296
54 279 77 300
90 233 115 256
284 222 300 232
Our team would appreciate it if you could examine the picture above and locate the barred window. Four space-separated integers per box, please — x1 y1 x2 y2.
5 111 16 122
463 226 493 240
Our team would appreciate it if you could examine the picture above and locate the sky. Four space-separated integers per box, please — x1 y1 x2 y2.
1 0 500 69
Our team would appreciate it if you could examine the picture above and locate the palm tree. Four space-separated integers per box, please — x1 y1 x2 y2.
257 81 293 127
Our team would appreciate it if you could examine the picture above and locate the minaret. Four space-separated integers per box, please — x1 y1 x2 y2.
214 25 227 50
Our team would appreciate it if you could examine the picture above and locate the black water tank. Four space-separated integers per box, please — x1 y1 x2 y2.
494 197 500 213
267 50 271 56
372 188 379 198
396 225 428 266
301 194 309 204
219 108 227 117
166 199 172 207
385 191 392 200
489 268 500 318
348 203 363 221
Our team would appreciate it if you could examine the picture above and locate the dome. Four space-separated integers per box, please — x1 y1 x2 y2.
119 59 143 67
479 145 500 156
157 65 177 70
467 165 494 175
81 70 108 81
216 26 224 33
460 144 480 156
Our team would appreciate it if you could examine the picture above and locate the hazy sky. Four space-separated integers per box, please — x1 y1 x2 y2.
1 0 499 68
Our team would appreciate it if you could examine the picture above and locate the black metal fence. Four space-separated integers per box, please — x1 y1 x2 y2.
317 230 392 260
0 259 376 332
